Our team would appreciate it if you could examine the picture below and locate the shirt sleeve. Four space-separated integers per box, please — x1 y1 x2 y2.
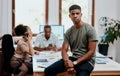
34 34 41 47
18 40 29 53
54 35 60 48
87 26 98 42
64 28 71 44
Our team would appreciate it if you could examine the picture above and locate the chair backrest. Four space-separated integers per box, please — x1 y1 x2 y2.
2 34 15 73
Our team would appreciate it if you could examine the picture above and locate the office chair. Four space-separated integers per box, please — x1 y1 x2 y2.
2 34 21 76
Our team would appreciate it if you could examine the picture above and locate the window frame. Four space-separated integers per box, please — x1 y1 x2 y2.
59 0 95 26
12 0 95 35
12 0 49 36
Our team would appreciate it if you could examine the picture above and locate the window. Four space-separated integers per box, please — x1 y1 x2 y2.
62 0 89 32
15 0 45 33
13 0 94 34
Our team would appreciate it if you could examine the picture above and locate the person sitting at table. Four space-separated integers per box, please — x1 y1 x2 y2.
14 24 29 36
34 25 61 51
13 24 27 44
10 24 34 76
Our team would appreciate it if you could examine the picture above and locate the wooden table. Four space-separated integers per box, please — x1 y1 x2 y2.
33 51 120 76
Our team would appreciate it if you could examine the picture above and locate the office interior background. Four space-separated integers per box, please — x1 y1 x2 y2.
0 0 120 63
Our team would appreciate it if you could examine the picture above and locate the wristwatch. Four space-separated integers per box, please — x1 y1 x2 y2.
73 61 77 65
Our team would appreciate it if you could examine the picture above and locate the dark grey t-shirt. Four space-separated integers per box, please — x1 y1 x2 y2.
64 22 97 66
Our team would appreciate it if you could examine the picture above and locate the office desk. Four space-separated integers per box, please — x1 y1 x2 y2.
33 51 120 76
92 58 120 76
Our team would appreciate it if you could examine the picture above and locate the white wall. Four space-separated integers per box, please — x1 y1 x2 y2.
0 0 12 36
115 0 120 63
95 0 120 32
0 0 2 34
95 0 118 33
95 0 120 62
116 0 120 19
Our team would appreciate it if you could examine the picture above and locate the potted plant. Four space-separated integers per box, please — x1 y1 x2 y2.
98 17 120 56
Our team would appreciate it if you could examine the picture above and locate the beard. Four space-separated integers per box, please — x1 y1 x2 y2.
45 35 50 40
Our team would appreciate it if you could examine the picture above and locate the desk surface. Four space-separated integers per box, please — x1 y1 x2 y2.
33 51 120 76
33 51 63 72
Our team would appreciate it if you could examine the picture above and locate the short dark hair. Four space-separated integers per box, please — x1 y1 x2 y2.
15 24 28 36
44 25 51 30
69 4 81 13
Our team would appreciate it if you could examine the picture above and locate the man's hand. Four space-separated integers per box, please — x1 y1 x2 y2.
64 59 76 74
64 59 74 69
67 67 76 74
46 45 57 51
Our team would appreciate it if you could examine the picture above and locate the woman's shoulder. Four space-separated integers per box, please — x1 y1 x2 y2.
17 39 26 45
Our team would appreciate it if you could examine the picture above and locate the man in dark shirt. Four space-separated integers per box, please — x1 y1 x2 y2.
44 4 97 76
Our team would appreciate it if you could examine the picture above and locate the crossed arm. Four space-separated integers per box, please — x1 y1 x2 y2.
62 41 97 73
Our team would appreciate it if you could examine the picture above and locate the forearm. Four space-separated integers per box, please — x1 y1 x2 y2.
62 43 74 70
28 43 34 55
62 42 70 61
62 49 69 61
34 47 45 51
